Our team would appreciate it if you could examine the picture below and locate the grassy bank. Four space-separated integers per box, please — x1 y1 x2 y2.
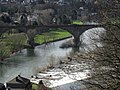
34 29 71 44
0 29 71 60
71 20 83 25
0 33 27 60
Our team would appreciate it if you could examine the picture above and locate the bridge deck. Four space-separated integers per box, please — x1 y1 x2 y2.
0 24 102 29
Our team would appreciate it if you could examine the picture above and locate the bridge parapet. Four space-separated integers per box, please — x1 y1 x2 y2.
0 24 103 47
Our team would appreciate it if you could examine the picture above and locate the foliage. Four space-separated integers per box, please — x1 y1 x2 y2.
0 33 27 60
0 20 7 26
62 14 71 24
37 0 45 4
32 83 52 90
95 0 120 22
3 33 27 51
0 14 12 23
76 0 120 90
0 44 11 61
20 14 28 25
37 9 54 25
32 83 38 90
71 21 83 25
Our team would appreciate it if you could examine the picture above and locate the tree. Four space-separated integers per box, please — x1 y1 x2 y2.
71 10 77 20
76 0 120 89
4 33 27 53
62 14 71 24
0 45 11 61
94 0 120 22
37 0 45 4
62 0 120 90
8 5 18 16
20 14 28 25
0 14 12 23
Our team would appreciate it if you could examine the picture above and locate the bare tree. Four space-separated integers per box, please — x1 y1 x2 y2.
77 0 120 89
62 0 120 90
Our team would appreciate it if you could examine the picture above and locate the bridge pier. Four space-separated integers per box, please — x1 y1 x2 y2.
73 36 81 47
61 25 100 47
61 26 86 47
0 24 100 48
27 38 36 48
26 29 37 48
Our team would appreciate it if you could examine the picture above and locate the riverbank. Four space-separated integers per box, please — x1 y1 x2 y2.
0 33 27 61
35 30 71 44
30 48 115 90
30 52 94 90
0 30 72 61
35 36 72 46
0 27 111 89
3 49 107 90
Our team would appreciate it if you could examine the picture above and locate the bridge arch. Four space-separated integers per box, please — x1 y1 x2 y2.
0 24 102 48
35 28 72 43
26 25 102 47
59 25 102 47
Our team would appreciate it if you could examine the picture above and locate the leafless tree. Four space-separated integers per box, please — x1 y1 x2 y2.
77 0 120 89
62 0 120 90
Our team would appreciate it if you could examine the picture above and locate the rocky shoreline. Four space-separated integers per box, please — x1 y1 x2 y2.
30 51 94 90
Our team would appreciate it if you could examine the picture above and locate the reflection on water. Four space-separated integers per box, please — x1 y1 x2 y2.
26 49 36 57
0 40 72 83
0 28 105 83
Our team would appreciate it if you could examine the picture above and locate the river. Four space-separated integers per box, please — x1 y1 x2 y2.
0 27 105 83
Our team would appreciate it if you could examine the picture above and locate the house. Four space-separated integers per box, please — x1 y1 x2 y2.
6 75 32 90
0 83 6 90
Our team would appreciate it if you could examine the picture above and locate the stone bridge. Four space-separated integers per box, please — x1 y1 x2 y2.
0 24 103 47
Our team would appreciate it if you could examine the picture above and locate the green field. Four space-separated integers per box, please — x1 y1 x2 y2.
71 21 83 25
35 21 83 44
34 29 71 44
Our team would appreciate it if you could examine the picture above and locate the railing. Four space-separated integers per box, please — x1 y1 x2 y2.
0 24 102 29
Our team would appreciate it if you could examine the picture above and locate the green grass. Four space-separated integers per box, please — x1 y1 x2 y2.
71 20 83 25
32 83 38 90
35 21 83 44
34 29 71 44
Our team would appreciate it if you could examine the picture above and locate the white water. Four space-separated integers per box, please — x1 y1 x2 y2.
0 27 105 90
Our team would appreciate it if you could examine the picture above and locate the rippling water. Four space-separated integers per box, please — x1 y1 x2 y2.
0 27 105 83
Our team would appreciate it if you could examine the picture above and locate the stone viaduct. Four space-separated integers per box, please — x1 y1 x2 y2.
0 24 102 47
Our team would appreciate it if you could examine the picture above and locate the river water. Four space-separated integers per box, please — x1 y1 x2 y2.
0 27 105 83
